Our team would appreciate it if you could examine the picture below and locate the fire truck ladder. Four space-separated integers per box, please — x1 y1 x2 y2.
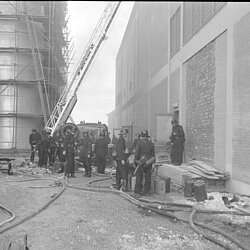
22 2 51 124
44 2 121 135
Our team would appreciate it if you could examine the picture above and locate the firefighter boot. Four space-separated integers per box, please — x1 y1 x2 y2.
87 168 91 177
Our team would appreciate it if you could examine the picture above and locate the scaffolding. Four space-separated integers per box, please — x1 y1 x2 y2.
0 1 73 152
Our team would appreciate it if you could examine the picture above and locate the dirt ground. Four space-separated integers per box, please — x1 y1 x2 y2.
0 164 250 250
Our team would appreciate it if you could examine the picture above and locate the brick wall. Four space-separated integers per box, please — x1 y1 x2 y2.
185 41 216 164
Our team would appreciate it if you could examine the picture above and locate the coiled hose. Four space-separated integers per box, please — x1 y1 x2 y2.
0 204 16 227
82 174 250 250
1 170 249 250
0 175 66 234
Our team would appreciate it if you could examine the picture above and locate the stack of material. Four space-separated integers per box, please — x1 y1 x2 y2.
179 160 230 192
153 160 230 193
181 160 230 180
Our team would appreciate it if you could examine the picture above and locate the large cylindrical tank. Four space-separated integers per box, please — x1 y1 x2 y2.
0 1 56 151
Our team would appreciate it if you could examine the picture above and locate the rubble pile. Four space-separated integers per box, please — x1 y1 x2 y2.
0 157 52 177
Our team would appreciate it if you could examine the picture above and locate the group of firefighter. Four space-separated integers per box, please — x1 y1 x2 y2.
29 126 111 178
113 119 185 198
29 119 185 198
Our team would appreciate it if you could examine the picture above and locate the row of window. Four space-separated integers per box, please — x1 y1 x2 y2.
170 2 227 58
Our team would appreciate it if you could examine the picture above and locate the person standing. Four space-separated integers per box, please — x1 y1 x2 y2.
54 129 66 173
37 129 50 168
29 128 41 164
115 130 128 190
94 132 108 174
169 120 185 165
134 130 155 197
63 128 76 178
111 134 118 145
130 133 140 153
77 132 93 177
48 132 57 168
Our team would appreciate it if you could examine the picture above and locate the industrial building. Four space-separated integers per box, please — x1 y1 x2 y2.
0 1 71 153
108 2 250 195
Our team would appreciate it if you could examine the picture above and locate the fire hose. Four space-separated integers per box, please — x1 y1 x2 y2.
82 175 250 250
0 204 16 227
0 171 249 250
0 175 65 235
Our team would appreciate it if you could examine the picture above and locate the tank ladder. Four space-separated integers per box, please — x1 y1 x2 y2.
44 2 121 135
22 1 51 124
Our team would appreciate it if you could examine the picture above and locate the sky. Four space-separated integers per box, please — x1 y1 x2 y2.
67 1 134 125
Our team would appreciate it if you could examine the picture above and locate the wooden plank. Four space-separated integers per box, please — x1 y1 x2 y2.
180 165 219 180
190 164 215 176
190 160 223 174
155 164 200 185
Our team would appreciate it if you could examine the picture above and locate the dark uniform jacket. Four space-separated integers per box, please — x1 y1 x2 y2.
37 134 50 152
29 132 41 146
170 124 185 144
134 138 155 163
63 134 76 154
111 136 117 145
131 138 139 152
49 135 57 149
77 137 92 157
115 135 126 161
94 137 108 157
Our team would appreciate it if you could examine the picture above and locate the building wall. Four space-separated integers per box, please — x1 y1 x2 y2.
232 13 250 185
214 31 227 172
113 2 250 194
115 2 169 140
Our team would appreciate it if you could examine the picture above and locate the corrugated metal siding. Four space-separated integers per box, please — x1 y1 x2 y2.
170 12 176 58
149 3 168 77
232 13 250 185
138 3 151 88
150 77 168 138
170 7 180 58
202 2 215 25
183 2 227 45
183 2 193 44
215 2 227 12
192 2 203 35
176 8 180 55
169 68 180 108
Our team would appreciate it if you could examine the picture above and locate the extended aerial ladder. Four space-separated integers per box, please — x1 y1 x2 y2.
45 2 121 135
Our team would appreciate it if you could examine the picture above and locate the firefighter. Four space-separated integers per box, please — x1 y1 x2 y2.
111 134 118 145
77 132 93 177
48 132 57 168
29 128 41 164
54 129 66 173
94 132 108 174
114 129 128 190
63 128 76 178
169 120 185 165
134 130 155 198
37 129 50 168
130 133 140 153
